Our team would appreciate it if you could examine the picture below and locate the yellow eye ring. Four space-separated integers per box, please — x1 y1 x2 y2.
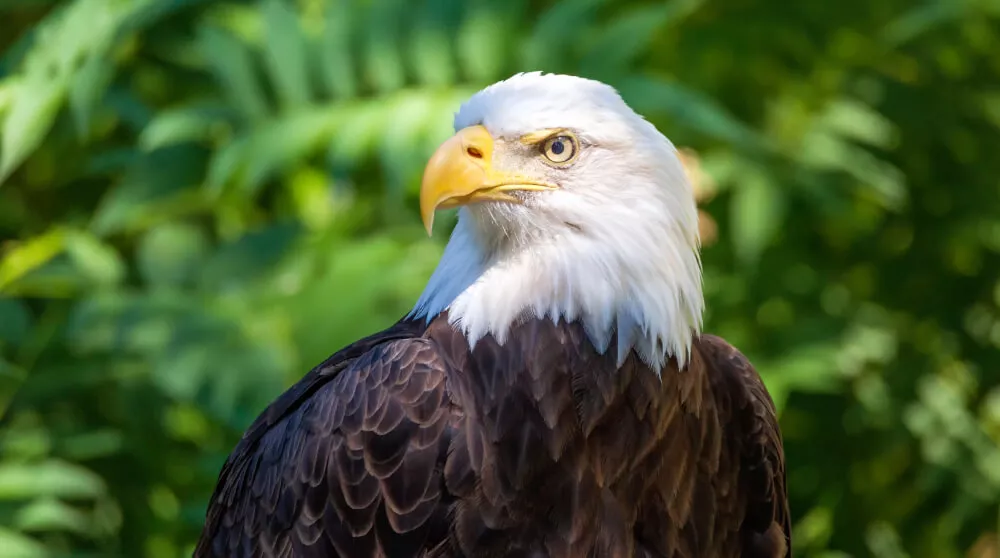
541 135 578 165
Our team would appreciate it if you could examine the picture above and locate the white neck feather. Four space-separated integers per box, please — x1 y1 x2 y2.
409 195 704 372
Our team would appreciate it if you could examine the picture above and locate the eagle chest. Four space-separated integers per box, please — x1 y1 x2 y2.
432 317 728 557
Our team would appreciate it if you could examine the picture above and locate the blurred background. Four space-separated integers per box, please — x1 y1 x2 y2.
0 0 998 556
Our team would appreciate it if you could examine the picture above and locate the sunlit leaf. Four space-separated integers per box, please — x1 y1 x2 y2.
139 104 234 150
15 496 91 535
0 527 48 558
286 166 335 230
0 229 66 293
328 99 390 166
240 108 340 193
0 78 65 185
378 92 438 194
763 343 844 413
729 169 784 266
843 148 907 210
0 460 106 500
0 0 146 183
64 231 125 286
68 53 114 137
205 136 249 194
821 98 897 149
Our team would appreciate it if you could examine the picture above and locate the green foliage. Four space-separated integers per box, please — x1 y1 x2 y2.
0 0 998 556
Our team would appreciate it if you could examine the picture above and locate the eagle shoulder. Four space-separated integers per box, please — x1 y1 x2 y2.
697 334 791 558
195 319 457 558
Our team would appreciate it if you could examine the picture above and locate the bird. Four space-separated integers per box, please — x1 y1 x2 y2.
195 72 790 558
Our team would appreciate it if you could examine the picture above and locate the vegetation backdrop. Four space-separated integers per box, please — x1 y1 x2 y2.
1 0 998 556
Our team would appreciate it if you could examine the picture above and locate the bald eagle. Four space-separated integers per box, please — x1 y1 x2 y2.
195 73 790 558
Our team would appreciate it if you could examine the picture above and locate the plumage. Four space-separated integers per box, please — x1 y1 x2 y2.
196 72 790 557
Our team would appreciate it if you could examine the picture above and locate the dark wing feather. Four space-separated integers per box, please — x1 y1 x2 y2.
700 334 792 558
195 321 456 558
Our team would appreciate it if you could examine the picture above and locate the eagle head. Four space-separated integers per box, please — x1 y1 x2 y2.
411 72 704 371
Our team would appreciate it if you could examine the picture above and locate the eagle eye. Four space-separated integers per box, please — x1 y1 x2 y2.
541 135 577 165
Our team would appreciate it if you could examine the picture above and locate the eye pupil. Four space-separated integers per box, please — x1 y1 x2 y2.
541 135 576 164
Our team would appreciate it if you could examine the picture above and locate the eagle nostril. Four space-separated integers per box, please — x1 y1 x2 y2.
466 147 483 159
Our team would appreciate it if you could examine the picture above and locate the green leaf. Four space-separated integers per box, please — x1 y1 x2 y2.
261 0 312 109
0 358 29 417
0 459 107 500
68 52 114 137
729 170 784 266
617 76 763 148
64 231 125 286
982 92 1000 131
521 0 607 71
799 129 907 211
844 149 907 211
456 2 517 83
137 223 211 288
317 0 358 100
328 100 390 167
15 496 91 535
378 92 439 193
0 527 48 558
0 229 66 293
59 429 124 460
821 98 897 149
199 221 302 291
199 25 268 121
363 0 407 94
579 2 696 80
408 0 460 87
0 81 16 114
0 0 145 183
118 0 208 33
91 145 208 235
240 109 341 193
883 1 962 46
0 77 66 185
766 343 843 394
0 298 32 346
139 104 233 150
205 136 248 194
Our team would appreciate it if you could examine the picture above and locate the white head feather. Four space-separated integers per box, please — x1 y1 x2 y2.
409 72 704 371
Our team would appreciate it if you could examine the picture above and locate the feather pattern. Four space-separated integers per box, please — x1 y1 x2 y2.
195 315 790 558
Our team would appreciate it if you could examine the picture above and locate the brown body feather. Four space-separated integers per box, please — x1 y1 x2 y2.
195 313 790 557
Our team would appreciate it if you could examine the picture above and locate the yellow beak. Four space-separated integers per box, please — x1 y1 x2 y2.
419 125 557 235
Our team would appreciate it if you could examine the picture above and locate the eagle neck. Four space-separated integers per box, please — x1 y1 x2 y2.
409 207 704 371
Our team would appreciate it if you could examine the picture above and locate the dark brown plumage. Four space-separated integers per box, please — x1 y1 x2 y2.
195 312 790 557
